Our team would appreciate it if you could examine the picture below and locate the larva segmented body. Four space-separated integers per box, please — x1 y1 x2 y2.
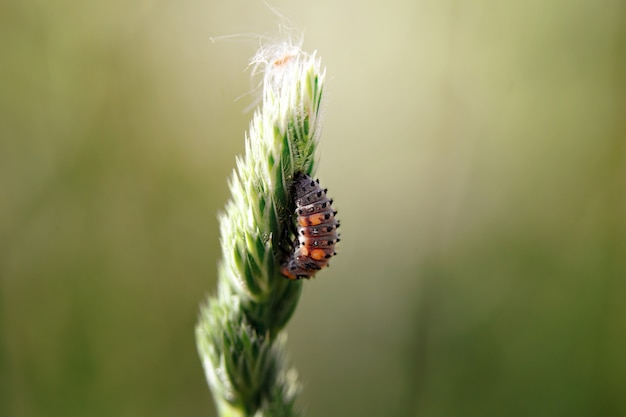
280 172 339 280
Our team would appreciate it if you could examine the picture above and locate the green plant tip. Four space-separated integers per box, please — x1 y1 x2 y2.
196 35 326 417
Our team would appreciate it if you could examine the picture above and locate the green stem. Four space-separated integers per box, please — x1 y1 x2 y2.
195 39 326 416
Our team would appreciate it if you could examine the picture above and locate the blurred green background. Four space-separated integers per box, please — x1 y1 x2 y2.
1 0 624 416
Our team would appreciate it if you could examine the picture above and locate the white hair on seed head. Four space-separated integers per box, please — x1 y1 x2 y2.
209 3 312 112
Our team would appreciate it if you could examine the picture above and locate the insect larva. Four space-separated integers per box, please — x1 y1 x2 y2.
281 172 339 280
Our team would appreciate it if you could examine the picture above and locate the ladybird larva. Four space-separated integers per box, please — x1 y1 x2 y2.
281 172 339 280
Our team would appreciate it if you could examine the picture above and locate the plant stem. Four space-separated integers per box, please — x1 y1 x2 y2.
196 37 326 416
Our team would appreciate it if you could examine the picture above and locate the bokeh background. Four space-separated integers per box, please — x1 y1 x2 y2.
1 0 625 416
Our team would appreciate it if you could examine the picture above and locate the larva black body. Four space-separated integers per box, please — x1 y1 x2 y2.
281 172 339 280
